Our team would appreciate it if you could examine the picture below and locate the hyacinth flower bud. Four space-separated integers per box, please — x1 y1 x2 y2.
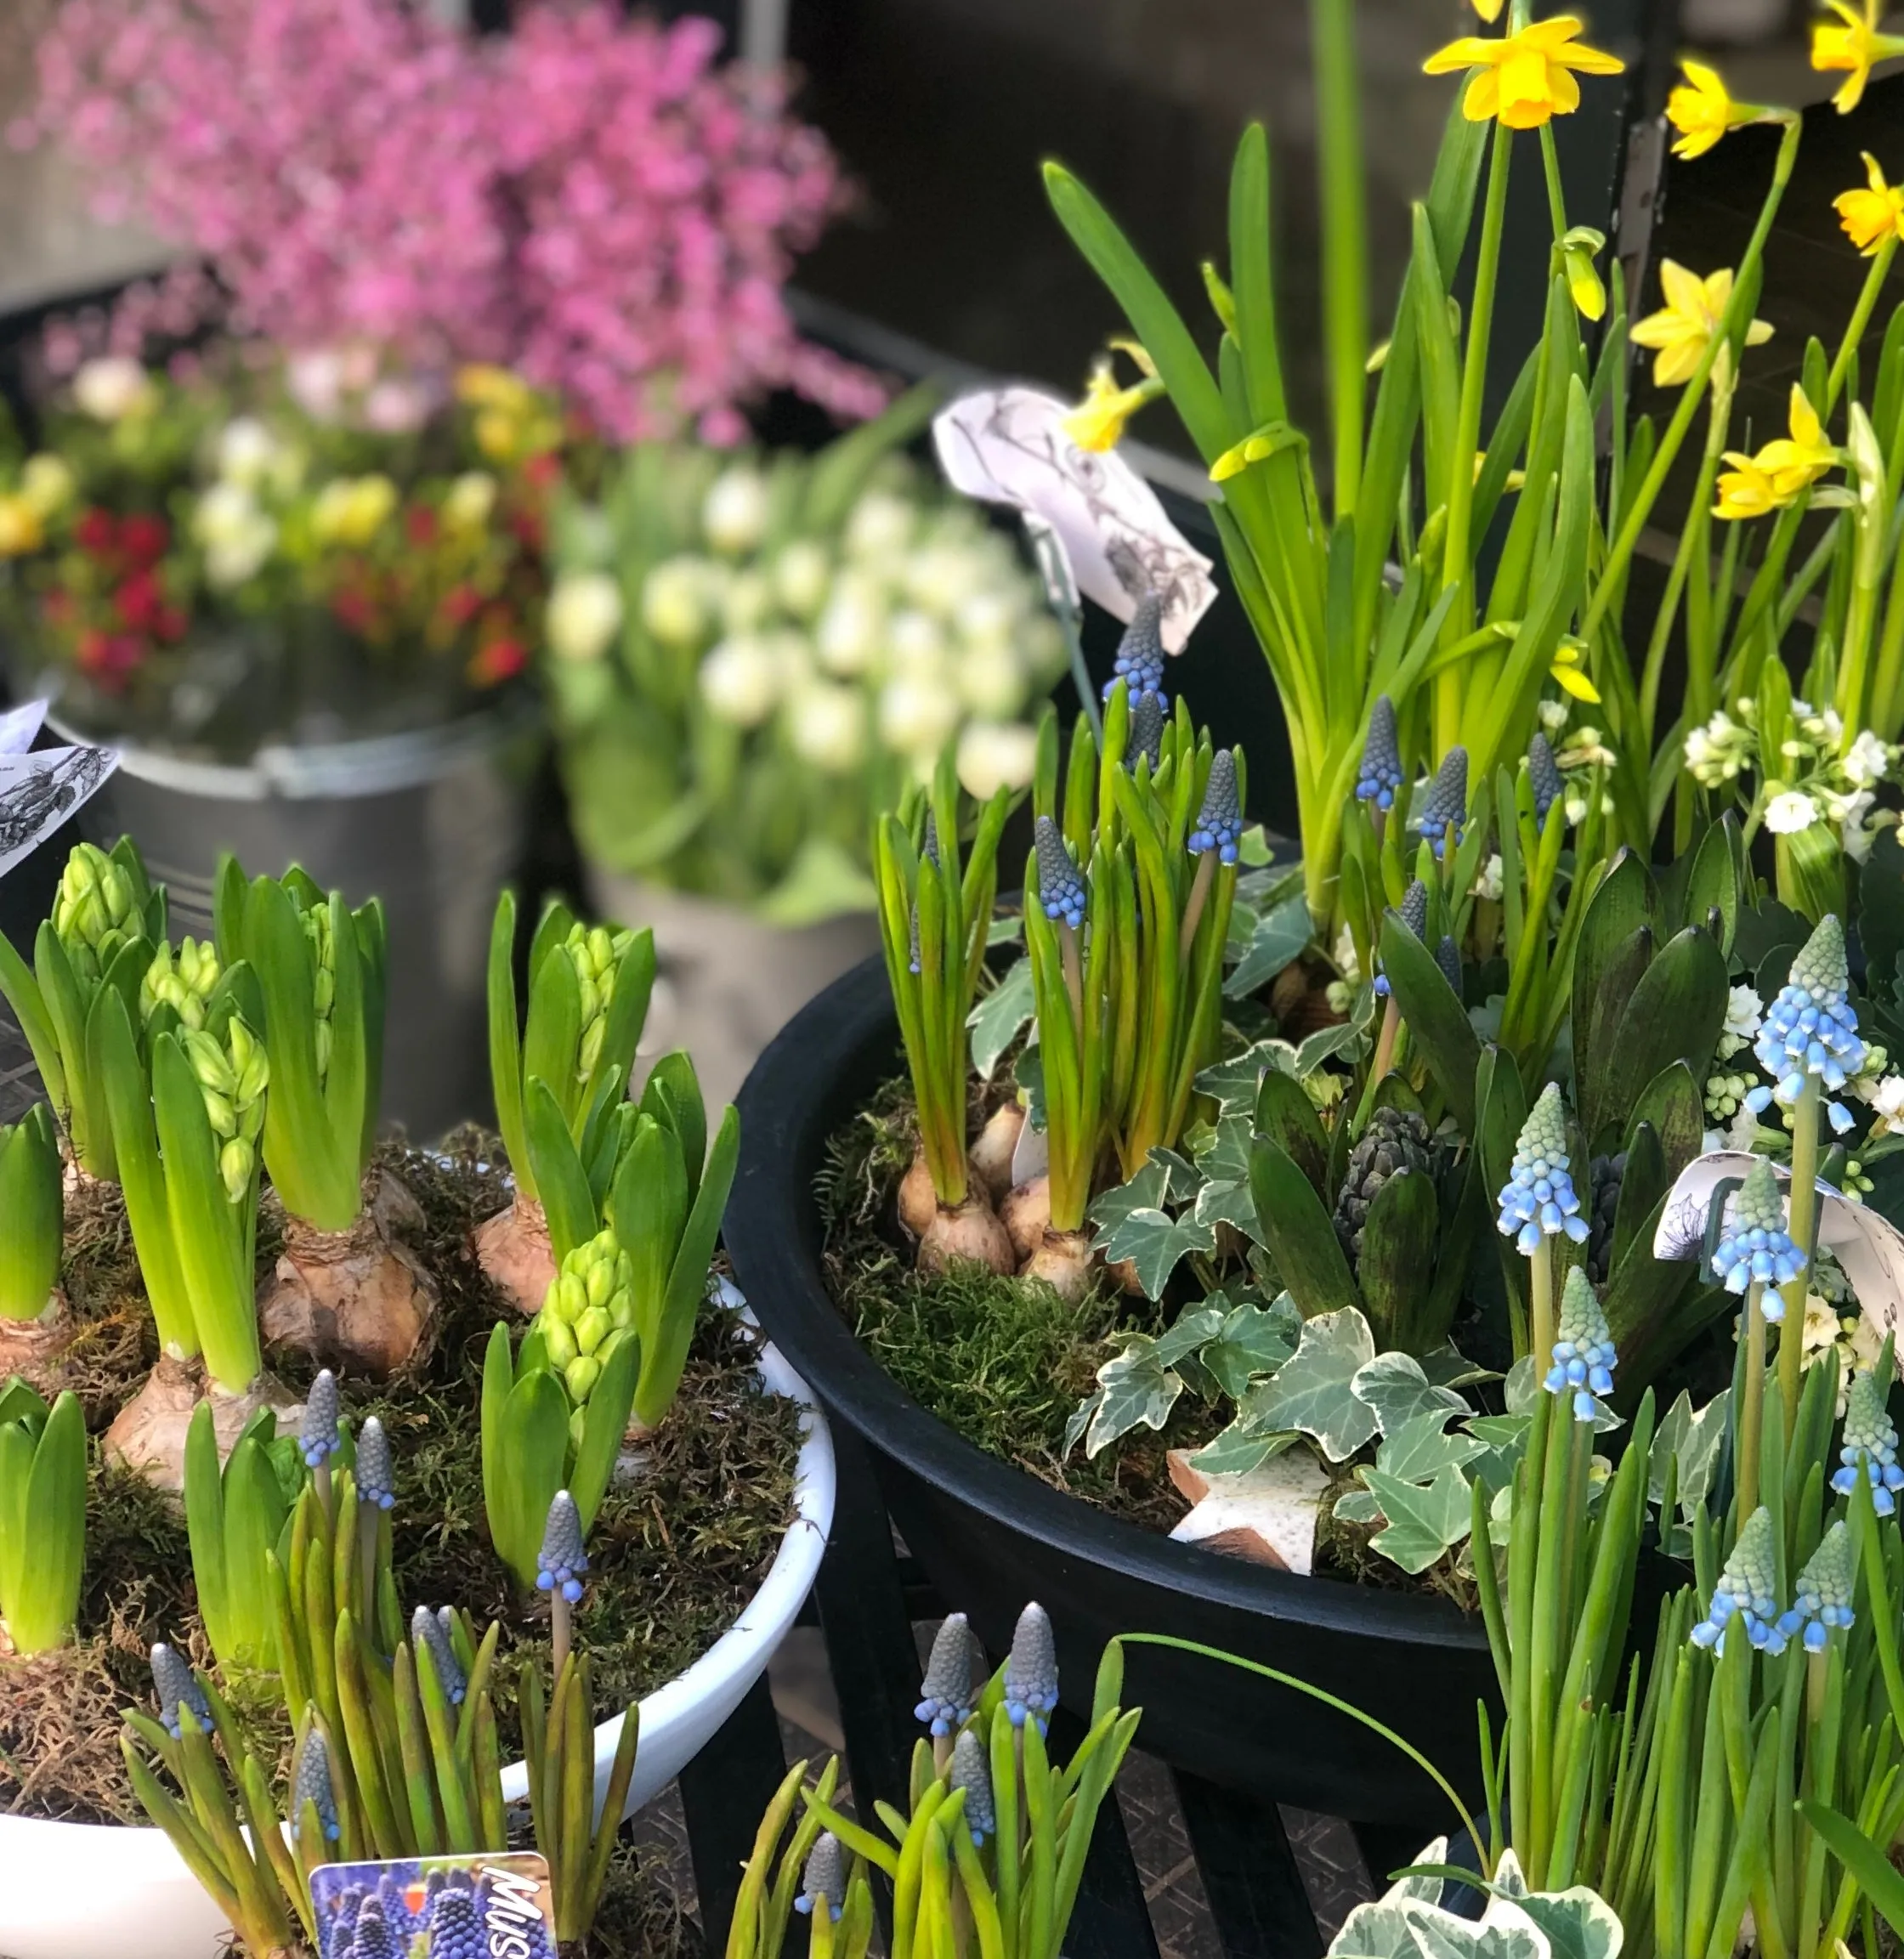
140 937 222 1031
1034 816 1087 931
796 1832 847 1922
1004 1600 1058 1733
355 1416 396 1511
412 1605 468 1705
1374 880 1430 1000
1495 1082 1590 1256
1745 914 1867 1135
1832 1369 1904 1515
293 1728 342 1843
1412 747 1469 858
55 843 135 982
1691 1506 1788 1654
536 1490 588 1604
1708 1157 1805 1316
1125 689 1165 773
1544 1266 1617 1421
950 1729 997 1845
1188 750 1244 863
915 1611 976 1735
1528 732 1565 826
1777 1520 1856 1651
1356 695 1403 812
536 1228 636 1406
150 1641 210 1740
300 1369 342 1470
1102 592 1167 706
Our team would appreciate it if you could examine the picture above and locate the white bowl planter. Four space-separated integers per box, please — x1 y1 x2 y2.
0 1333 834 1959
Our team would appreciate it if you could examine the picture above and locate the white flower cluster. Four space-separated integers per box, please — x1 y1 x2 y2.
1706 983 1765 1123
551 467 1062 795
1686 698 1896 862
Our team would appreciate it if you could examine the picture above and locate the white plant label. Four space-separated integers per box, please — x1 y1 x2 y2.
932 388 1217 650
0 699 116 882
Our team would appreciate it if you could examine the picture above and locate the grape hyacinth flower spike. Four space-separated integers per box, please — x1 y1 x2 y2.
1832 1369 1904 1515
537 1491 588 1603
1356 694 1403 812
1495 1083 1590 1257
1413 746 1468 858
906 812 941 976
1709 1156 1806 1316
1745 913 1867 1135
915 1611 975 1736
1374 880 1429 999
150 1641 210 1740
1433 935 1462 998
950 1728 997 1846
1529 732 1564 826
1102 592 1166 706
1188 750 1244 863
355 1416 395 1511
1544 1266 1617 1421
796 1831 846 1922
1778 1520 1856 1651
1004 1600 1059 1734
1125 689 1165 772
293 1727 342 1843
412 1605 468 1705
1691 1505 1788 1654
1034 816 1086 930
300 1369 342 1472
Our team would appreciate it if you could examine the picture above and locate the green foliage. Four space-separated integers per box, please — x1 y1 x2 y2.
0 1382 85 1652
0 1101 62 1322
184 1401 297 1674
1326 1845 1624 1959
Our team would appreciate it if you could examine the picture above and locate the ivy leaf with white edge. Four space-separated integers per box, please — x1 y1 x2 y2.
1225 893 1312 999
1465 1413 1533 1494
1193 1039 1300 1117
1512 1887 1625 1959
969 956 1035 1079
1351 1351 1471 1436
1293 987 1377 1074
1361 1464 1475 1573
1015 1044 1046 1133
1095 1206 1217 1299
1417 1345 1500 1390
1186 1418 1300 1478
1193 1175 1261 1239
1191 1113 1255 1186
986 913 1024 947
1068 1335 1186 1459
1334 1488 1384 1525
1236 1307 1379 1461
1376 1412 1486 1484
1198 1295 1301 1398
1150 1305 1228 1370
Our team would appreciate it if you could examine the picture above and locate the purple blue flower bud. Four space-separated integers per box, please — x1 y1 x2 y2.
1189 750 1244 863
1374 880 1430 999
1776 1520 1856 1651
1495 1082 1590 1256
355 1416 395 1510
1125 690 1164 773
1413 748 1468 858
1004 1600 1058 1733
796 1832 846 1922
1528 733 1564 827
293 1727 342 1843
1102 592 1166 706
150 1641 209 1740
951 1729 996 1845
1434 935 1462 998
1708 1158 1805 1312
1544 1266 1617 1421
1356 696 1403 812
1691 1506 1788 1654
915 1611 976 1736
412 1605 467 1705
1034 816 1086 930
536 1490 588 1603
300 1369 341 1470
1832 1369 1904 1515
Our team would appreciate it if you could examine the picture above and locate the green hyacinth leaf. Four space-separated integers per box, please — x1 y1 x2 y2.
1608 1120 1667 1275
0 1105 61 1322
640 1052 708 1208
1597 926 1729 1151
523 1075 598 1268
522 942 584 1133
1683 813 1742 957
1624 1062 1702 1189
1254 1068 1331 1201
569 1330 641 1534
495 1368 570 1590
634 1103 739 1431
1378 911 1480 1134
487 892 530 1199
609 1114 688 1328
1249 1134 1362 1321
1352 1166 1439 1355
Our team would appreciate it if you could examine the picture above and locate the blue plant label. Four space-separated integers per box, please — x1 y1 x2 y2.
310 1849 558 1957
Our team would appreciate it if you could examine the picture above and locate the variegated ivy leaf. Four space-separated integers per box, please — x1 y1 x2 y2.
1193 1174 1260 1239
1351 1351 1470 1435
1404 1899 1550 1959
1086 1151 1201 1237
1504 1355 1541 1415
1095 1206 1217 1299
1293 988 1377 1074
1360 1464 1473 1574
1417 1345 1501 1390
1328 1900 1424 1959
1376 1412 1486 1485
1185 1418 1300 1479
1191 1113 1255 1186
1198 1294 1300 1398
985 913 1024 947
1193 1039 1300 1117
1150 1305 1228 1369
1016 1045 1046 1134
1066 1334 1185 1460
1224 892 1312 999
1237 1307 1378 1461
1465 1413 1533 1495
968 956 1034 1079
1334 1488 1383 1526
1511 1886 1623 1959
1648 1388 1731 1522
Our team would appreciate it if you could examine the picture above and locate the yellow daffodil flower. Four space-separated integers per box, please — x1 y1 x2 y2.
0 493 44 557
1628 261 1773 388
1812 0 1904 113
1714 384 1838 519
1062 341 1164 453
1666 59 1765 158
1835 151 1904 253
1423 17 1624 129
1470 0 1504 20
1560 225 1608 320
1550 637 1601 703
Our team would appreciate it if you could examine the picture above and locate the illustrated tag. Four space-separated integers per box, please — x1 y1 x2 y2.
0 699 116 883
311 1849 558 1957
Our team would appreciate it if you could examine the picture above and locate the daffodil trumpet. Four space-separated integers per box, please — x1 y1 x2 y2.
874 748 1016 1275
0 837 166 1180
0 1102 65 1365
480 888 657 1311
0 1381 85 1654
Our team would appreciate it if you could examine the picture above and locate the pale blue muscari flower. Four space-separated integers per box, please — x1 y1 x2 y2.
915 1611 975 1736
536 1490 588 1604
1691 1506 1788 1655
1005 1601 1058 1733
1544 1266 1616 1422
1188 750 1244 864
950 1729 996 1846
1832 1369 1904 1515
1744 915 1866 1136
1708 1156 1805 1317
1777 1520 1856 1651
1495 1082 1590 1257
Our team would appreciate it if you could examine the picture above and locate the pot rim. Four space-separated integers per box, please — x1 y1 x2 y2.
728 951 1491 1656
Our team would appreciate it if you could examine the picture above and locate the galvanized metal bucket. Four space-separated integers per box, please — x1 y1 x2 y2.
54 703 542 1144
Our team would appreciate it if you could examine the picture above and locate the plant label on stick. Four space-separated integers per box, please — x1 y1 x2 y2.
932 388 1217 648
311 1850 560 1956
0 699 116 882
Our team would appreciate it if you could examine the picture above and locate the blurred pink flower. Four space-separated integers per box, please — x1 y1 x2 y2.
27 0 886 439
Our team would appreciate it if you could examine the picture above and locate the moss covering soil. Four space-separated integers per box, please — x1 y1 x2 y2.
0 1129 801 1838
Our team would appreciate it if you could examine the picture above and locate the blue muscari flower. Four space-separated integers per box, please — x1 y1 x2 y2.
412 1605 467 1706
1125 690 1165 773
1776 1520 1856 1652
914 1611 975 1736
1691 1506 1788 1655
293 1728 342 1843
1832 1369 1904 1515
1034 816 1086 930
1413 747 1469 858
1004 1601 1058 1733
1742 915 1865 1136
951 1729 996 1846
1188 750 1244 864
300 1369 341 1470
1708 1157 1805 1316
355 1415 395 1510
150 1641 209 1741
1102 592 1166 706
1374 880 1429 999
1434 934 1462 999
1529 732 1564 827
795 1832 846 1922
1495 1082 1590 1257
349 1897 402 1959
536 1489 588 1604
1356 695 1403 812
1544 1266 1617 1422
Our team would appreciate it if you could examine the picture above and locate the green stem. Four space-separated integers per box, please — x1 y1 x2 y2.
1311 0 1368 519
1537 125 1568 243
1827 232 1898 406
1781 1075 1821 1441
1528 1240 1555 1371
1739 1280 1766 1526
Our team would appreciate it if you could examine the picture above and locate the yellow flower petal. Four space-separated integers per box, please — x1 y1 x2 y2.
1425 35 1499 72
1553 662 1601 702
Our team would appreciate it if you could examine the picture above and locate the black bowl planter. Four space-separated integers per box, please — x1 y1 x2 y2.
728 953 1498 1826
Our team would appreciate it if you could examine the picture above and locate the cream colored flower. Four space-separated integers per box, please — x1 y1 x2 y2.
547 571 624 665
1765 789 1822 834
956 722 1040 799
